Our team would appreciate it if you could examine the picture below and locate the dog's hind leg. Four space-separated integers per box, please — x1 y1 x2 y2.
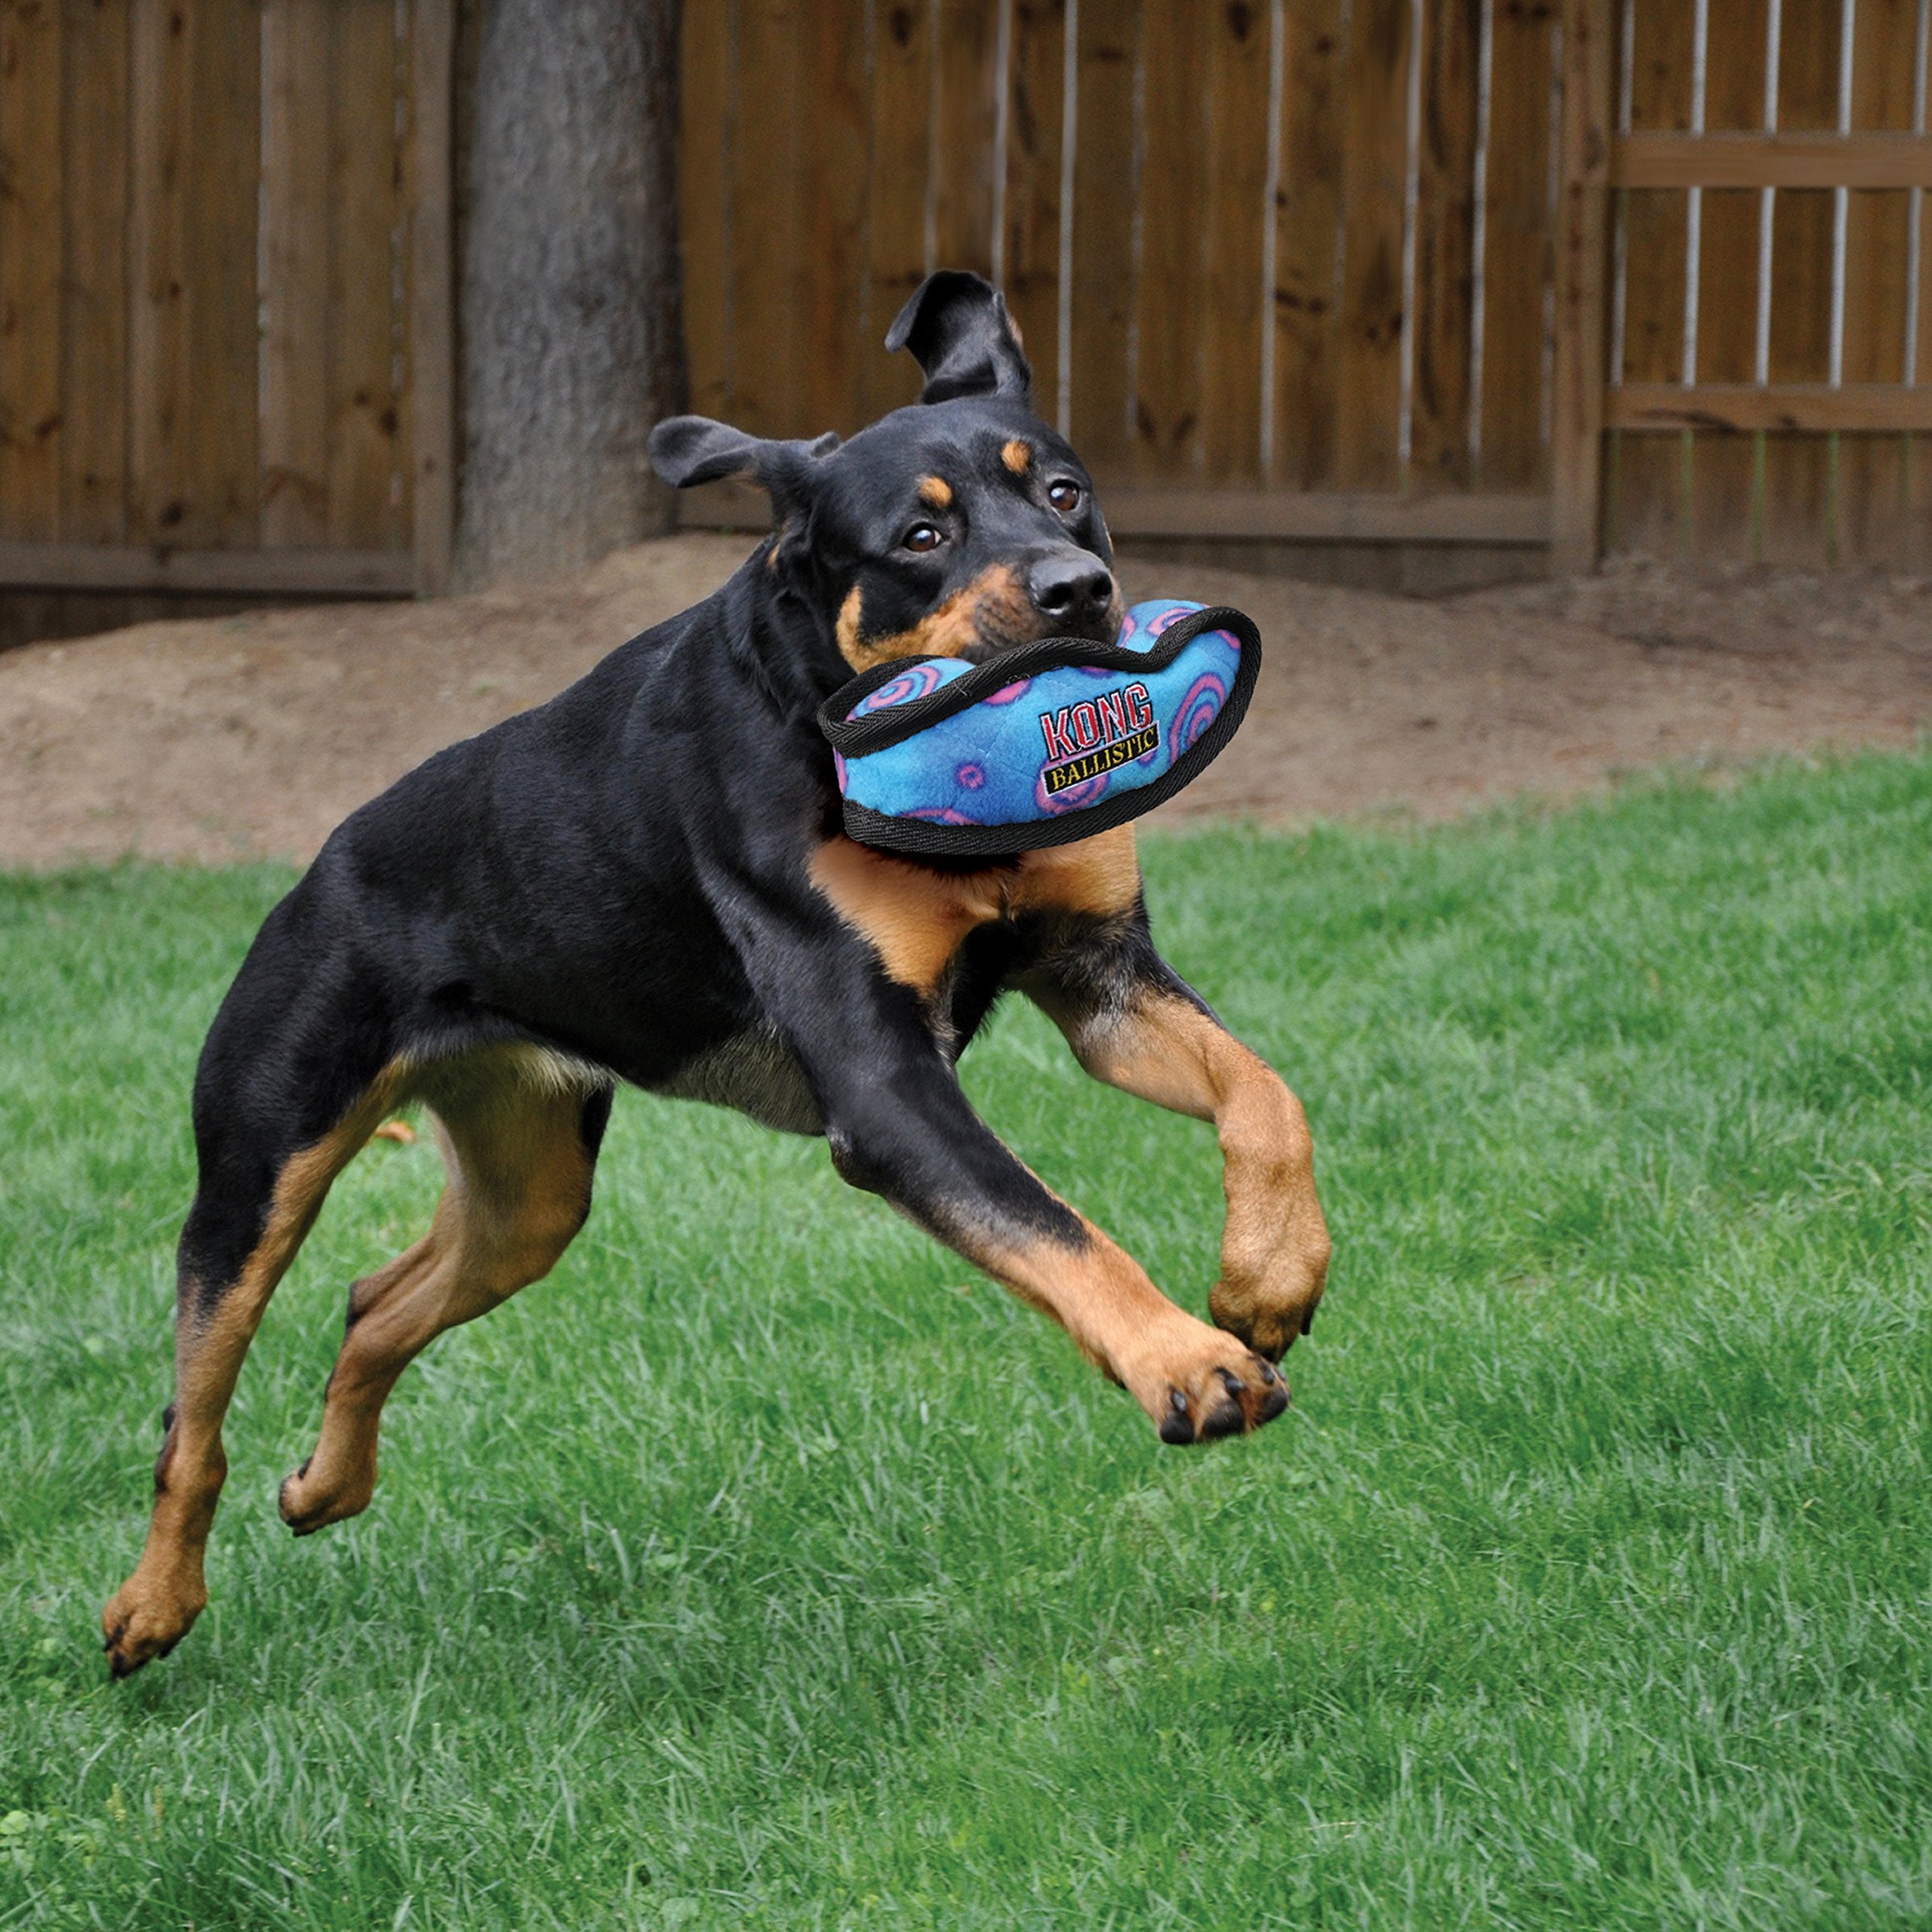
276 1048 611 1537
102 1060 407 1678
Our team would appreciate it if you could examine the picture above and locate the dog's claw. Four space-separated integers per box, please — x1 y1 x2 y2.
1159 1390 1194 1444
1199 1398 1246 1441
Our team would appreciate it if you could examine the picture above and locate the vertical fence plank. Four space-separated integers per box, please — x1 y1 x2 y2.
932 0 999 272
1626 0 1693 131
1607 0 1693 555
1838 0 1917 563
260 0 331 546
327 0 401 548
127 0 189 544
1909 142 1924 568
1 0 63 542
1684 195 1758 562
1130 2 1207 476
798 5 870 434
1069 0 1138 475
1478 0 1553 489
1915 183 1932 568
1411 0 1481 493
680 0 734 422
861 0 931 422
1761 2 1840 565
1700 0 1766 128
1550 0 1612 571
186 0 262 547
1334 0 1411 488
1687 0 1768 560
1272 0 1345 486
729 0 803 436
410 0 454 592
1003 0 1066 422
128 0 262 549
1199 0 1271 483
60 0 128 545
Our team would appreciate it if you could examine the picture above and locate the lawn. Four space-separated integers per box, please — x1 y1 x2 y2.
3 751 1930 1930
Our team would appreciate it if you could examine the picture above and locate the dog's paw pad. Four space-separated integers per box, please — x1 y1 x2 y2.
1149 1347 1291 1446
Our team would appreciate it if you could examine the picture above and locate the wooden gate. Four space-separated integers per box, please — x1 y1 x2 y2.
1604 0 1932 568
0 0 452 598
679 0 1614 566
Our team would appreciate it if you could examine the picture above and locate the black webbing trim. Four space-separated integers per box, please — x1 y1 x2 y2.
817 605 1262 757
831 605 1263 857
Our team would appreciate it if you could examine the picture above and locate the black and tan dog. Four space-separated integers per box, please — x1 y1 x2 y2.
103 272 1331 1678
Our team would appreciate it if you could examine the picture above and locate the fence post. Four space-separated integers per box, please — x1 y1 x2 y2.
1549 0 1614 575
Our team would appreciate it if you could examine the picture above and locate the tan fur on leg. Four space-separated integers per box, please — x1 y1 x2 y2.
102 1066 409 1678
974 1212 1291 1441
1032 988 1331 1360
278 1046 603 1534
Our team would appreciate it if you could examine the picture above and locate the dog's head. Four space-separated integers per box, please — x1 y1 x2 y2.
650 272 1121 681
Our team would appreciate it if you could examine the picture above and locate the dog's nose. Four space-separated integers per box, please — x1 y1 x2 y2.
1026 554 1115 632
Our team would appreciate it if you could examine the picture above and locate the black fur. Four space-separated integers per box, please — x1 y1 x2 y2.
180 272 1191 1313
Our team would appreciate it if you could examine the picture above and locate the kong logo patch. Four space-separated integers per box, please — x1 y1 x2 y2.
1038 683 1158 794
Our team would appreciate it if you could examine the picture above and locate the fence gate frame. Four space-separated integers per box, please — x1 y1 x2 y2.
1597 0 1932 568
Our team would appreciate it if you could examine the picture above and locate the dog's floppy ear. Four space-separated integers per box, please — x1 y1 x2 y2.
648 417 840 494
885 270 1032 405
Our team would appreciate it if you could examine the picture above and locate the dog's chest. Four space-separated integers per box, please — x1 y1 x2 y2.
808 826 1140 995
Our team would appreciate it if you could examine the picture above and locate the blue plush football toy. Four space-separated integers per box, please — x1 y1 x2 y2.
819 599 1260 857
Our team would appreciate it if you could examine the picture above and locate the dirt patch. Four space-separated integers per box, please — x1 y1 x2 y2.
2 537 1927 869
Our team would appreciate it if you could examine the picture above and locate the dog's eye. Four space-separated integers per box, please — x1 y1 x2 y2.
1048 480 1081 514
903 523 944 554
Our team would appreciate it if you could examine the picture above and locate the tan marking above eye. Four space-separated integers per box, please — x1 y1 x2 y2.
918 475 953 509
1001 439 1033 475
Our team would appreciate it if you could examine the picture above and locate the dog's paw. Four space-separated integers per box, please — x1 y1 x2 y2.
1121 1320 1291 1446
101 1569 205 1680
1210 1273 1326 1363
1210 1226 1331 1361
277 1453 375 1536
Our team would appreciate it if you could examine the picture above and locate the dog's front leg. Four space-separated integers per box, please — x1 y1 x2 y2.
1024 911 1331 1362
766 958 1287 1444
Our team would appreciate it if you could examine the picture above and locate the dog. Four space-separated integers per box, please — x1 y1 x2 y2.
102 272 1331 1678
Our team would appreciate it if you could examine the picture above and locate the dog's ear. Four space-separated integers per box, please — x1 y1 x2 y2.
885 270 1032 405
648 417 840 495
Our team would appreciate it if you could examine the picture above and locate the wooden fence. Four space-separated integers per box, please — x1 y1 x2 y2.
680 0 1604 556
0 0 452 598
681 0 1930 571
5 1 1927 600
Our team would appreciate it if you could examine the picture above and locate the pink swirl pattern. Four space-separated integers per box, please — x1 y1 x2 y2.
1170 671 1227 752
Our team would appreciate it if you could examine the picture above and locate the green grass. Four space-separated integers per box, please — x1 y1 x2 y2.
3 752 1930 1930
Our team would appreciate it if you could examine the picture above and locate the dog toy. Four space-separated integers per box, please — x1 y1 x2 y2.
820 600 1261 857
